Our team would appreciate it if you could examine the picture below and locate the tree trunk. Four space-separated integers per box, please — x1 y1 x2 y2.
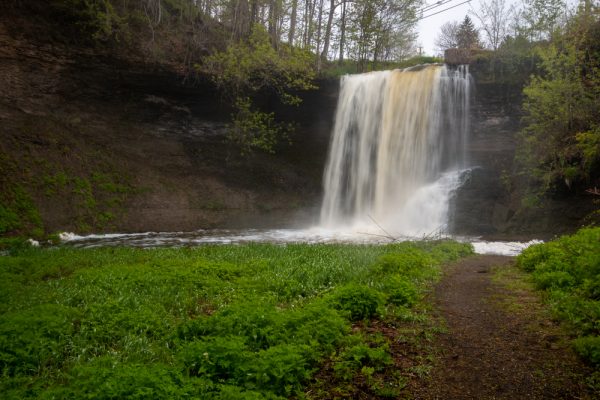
315 0 324 70
338 0 346 64
268 0 278 46
320 0 337 64
288 0 298 45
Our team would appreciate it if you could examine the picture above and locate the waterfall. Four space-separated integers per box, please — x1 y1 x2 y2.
320 64 472 236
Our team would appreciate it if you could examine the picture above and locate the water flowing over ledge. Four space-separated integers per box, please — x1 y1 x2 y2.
320 65 472 236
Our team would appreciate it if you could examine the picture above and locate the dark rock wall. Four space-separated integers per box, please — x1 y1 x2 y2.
451 74 597 238
450 81 521 237
0 20 338 233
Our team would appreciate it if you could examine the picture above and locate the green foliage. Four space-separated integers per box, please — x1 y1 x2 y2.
330 285 385 321
0 204 20 235
0 241 470 397
333 342 393 380
0 185 43 237
205 25 316 100
229 97 293 155
517 11 600 195
50 0 125 42
0 304 78 376
203 25 316 154
517 227 600 365
385 276 419 307
456 16 482 50
573 336 600 366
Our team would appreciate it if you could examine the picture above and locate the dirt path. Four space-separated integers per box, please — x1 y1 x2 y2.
416 255 592 399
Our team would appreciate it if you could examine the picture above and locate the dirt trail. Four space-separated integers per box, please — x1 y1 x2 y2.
416 255 592 399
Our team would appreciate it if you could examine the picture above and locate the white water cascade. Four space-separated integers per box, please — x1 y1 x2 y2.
320 65 472 236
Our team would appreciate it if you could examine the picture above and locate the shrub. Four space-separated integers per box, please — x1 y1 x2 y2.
369 248 433 278
0 304 77 376
517 227 600 365
533 271 575 290
333 342 393 380
41 359 186 400
573 336 600 366
385 276 419 307
248 344 312 396
330 285 385 321
180 336 250 380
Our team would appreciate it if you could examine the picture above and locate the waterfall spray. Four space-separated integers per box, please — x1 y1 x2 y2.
320 65 472 236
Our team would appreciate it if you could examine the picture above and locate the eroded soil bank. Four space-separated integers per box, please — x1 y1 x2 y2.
415 255 594 399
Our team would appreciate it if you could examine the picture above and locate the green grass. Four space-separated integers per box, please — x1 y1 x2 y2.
0 241 472 399
517 227 600 367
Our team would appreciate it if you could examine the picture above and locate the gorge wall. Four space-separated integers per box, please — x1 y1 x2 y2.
0 19 337 234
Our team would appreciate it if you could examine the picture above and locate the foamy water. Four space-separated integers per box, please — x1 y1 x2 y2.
321 65 472 236
58 229 541 256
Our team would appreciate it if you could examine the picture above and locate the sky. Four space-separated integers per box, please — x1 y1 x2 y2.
416 0 578 56
417 0 475 56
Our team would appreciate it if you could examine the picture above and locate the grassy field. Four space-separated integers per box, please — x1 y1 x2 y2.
0 241 472 399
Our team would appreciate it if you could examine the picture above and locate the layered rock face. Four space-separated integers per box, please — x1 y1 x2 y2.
451 77 597 238
0 19 338 233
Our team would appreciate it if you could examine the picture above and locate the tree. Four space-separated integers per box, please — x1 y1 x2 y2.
435 21 460 52
470 0 514 50
456 15 482 49
517 6 600 194
203 25 316 154
345 0 420 71
522 0 566 41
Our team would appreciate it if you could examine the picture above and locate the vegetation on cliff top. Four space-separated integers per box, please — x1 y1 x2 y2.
435 1 599 218
517 8 600 198
0 241 473 399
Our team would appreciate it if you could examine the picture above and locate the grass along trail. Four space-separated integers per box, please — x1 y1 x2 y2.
416 255 593 399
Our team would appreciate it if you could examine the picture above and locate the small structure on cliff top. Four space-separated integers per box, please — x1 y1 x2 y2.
444 48 473 65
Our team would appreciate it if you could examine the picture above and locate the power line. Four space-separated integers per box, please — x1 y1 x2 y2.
419 0 471 21
419 0 459 14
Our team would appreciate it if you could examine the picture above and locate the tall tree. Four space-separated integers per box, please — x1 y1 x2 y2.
470 0 514 50
320 0 338 66
522 0 566 41
288 0 298 44
456 15 482 49
338 0 348 63
517 5 600 194
435 21 460 52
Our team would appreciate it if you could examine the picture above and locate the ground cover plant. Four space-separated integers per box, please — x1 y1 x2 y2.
0 241 472 399
517 227 600 367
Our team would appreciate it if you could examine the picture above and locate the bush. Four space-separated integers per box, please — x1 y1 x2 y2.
180 336 250 380
369 248 433 277
42 358 186 400
385 276 419 307
517 227 600 365
573 336 600 366
330 285 385 321
533 271 575 290
0 304 78 376
333 342 393 380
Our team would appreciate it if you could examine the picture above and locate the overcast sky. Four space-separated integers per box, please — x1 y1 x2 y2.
416 0 577 56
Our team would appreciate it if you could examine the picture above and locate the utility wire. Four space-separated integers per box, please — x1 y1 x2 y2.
419 0 471 20
419 0 459 14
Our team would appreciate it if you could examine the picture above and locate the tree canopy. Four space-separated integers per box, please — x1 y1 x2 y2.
518 5 600 195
